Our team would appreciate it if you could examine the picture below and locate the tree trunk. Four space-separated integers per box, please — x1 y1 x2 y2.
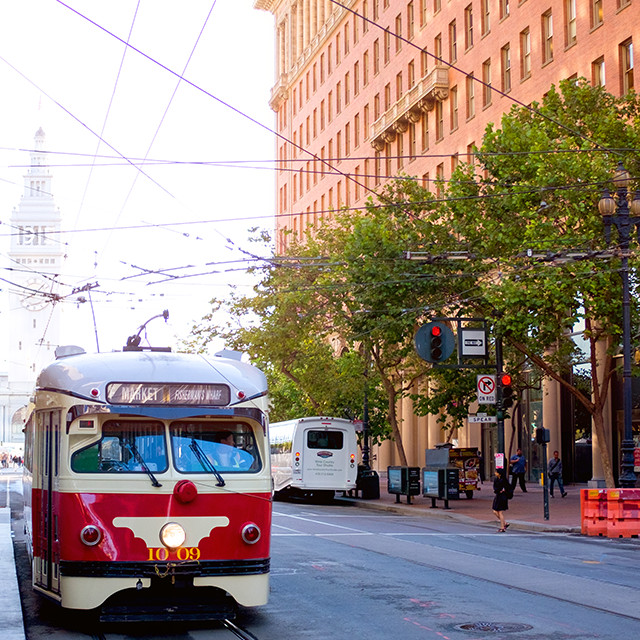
381 374 408 466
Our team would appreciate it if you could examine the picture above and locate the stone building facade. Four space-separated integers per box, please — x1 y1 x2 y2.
254 0 638 483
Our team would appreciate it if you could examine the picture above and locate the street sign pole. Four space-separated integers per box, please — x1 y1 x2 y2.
495 334 504 456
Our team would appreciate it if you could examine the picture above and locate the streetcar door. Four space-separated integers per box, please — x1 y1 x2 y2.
303 428 345 488
35 409 61 595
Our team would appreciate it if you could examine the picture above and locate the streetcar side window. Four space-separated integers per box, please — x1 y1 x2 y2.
307 430 344 450
71 420 168 473
171 421 261 474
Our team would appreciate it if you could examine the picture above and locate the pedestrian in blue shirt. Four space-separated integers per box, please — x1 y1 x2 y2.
509 448 527 493
548 450 567 498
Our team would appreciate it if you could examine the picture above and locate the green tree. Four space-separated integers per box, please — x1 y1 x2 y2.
445 79 640 486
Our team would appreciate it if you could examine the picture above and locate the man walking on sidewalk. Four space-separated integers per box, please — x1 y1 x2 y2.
510 448 527 493
548 450 567 498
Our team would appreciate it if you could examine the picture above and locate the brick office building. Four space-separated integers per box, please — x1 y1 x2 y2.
254 0 638 483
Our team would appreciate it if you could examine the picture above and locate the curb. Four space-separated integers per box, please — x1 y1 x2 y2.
337 496 581 534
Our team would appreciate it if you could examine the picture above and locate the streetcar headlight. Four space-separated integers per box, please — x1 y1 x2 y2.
80 524 102 546
160 522 186 549
241 523 261 544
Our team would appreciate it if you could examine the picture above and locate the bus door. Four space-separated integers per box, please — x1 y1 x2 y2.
35 410 61 595
303 428 345 488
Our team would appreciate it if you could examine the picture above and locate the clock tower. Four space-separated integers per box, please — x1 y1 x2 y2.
1 128 64 445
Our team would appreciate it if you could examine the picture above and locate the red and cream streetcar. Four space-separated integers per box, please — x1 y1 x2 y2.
22 344 271 621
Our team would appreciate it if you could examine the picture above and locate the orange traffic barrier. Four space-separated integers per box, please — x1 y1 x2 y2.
606 489 640 538
580 488 608 537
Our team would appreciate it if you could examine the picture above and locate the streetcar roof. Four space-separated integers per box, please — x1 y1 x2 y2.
36 349 267 405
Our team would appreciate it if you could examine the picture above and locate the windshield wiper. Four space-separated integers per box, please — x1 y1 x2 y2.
126 442 162 487
190 438 225 487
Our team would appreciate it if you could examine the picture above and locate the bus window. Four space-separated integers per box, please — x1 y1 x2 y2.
307 430 344 450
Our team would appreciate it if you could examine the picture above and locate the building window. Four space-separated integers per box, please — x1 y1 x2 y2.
363 0 369 32
436 163 444 198
592 56 605 87
422 113 429 151
407 2 415 40
620 39 634 93
396 72 403 100
345 123 351 156
618 0 631 8
354 113 360 148
397 133 404 170
591 0 603 29
482 59 492 107
364 104 370 139
354 62 360 96
409 122 416 161
421 48 429 76
565 0 577 47
450 86 458 131
435 101 444 140
384 83 391 110
374 93 381 119
464 5 474 50
420 0 428 26
434 33 442 61
395 14 402 52
344 23 350 55
408 60 415 88
449 20 457 63
542 11 553 65
336 81 342 113
434 0 441 14
363 51 370 85
374 39 380 74
501 44 511 93
520 28 531 79
481 0 490 36
345 72 350 105
384 28 391 64
466 74 475 119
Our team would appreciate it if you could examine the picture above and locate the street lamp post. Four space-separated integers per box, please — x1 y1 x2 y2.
598 162 640 488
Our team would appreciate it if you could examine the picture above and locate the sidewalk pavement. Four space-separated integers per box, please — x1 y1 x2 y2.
340 474 583 534
0 468 26 640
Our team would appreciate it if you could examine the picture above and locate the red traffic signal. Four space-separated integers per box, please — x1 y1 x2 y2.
499 373 514 408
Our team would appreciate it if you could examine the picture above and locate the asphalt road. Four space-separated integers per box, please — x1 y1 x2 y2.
7 478 640 640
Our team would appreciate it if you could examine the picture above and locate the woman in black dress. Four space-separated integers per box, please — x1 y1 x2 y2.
492 468 511 532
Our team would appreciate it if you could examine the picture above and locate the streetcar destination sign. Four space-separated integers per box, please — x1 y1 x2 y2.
107 382 231 406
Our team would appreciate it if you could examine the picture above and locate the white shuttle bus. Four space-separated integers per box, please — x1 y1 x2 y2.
269 417 359 499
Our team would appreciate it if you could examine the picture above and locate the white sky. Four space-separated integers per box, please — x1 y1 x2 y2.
0 0 276 354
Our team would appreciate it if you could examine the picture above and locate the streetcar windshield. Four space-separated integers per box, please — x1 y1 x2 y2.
171 421 261 473
71 421 168 473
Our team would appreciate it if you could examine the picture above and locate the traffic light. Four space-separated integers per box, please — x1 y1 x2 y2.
414 321 455 364
500 373 514 408
430 325 443 361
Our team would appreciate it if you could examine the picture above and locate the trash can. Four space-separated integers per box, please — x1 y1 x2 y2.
357 467 380 499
